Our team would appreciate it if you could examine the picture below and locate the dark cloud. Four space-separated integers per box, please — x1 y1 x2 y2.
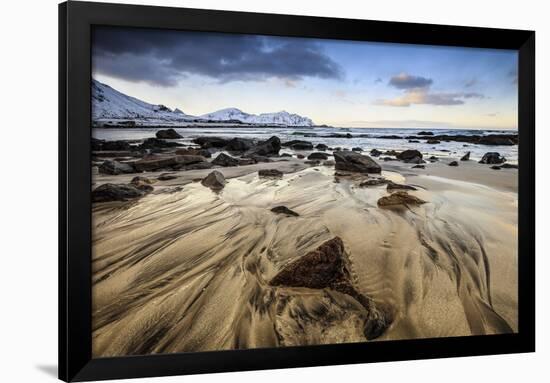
92 27 343 86
388 73 433 89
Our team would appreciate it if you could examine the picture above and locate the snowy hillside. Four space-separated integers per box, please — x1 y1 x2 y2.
201 108 314 126
92 79 315 127
92 79 195 124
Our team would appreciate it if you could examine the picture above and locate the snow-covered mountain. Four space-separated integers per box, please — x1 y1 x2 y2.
201 108 314 126
92 79 195 124
92 79 315 127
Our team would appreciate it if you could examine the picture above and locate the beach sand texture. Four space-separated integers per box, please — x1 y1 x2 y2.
91 159 517 357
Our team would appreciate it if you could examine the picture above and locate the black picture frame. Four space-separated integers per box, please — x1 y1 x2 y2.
59 1 535 381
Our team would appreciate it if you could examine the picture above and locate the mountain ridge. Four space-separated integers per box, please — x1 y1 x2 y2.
92 79 315 127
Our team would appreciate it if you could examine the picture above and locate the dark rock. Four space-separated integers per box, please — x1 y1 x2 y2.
91 137 105 151
370 149 383 157
155 128 182 139
130 176 154 189
181 161 213 170
258 169 283 178
175 148 212 158
297 154 305 159
308 152 329 160
491 165 502 170
359 178 388 187
387 181 417 191
101 140 132 151
201 170 226 190
158 174 178 181
479 152 506 164
134 154 205 172
478 136 515 146
460 151 471 161
384 150 399 156
323 160 335 166
417 131 434 136
92 183 149 202
334 151 381 174
408 140 420 143
245 136 281 157
270 206 299 216
315 143 328 151
352 147 363 152
282 140 314 150
193 136 229 149
377 191 426 207
139 137 182 149
448 161 459 167
225 137 254 152
396 149 423 162
99 160 135 175
429 156 438 161
212 153 240 167
270 237 392 340
412 165 425 169
501 163 518 169
426 139 440 144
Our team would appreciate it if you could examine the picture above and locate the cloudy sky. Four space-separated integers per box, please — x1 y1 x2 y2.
92 26 518 130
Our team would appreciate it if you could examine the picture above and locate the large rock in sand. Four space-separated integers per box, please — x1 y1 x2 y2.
155 128 182 139
212 153 239 167
377 191 426 207
92 183 150 202
245 136 281 157
479 152 506 164
396 149 423 162
270 237 392 340
134 154 205 171
201 170 226 190
99 160 135 175
333 151 381 174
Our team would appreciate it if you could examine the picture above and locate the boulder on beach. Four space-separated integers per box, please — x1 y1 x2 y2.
377 191 426 207
155 128 182 139
460 151 471 161
305 160 320 165
245 136 281 157
99 140 132 151
225 137 254 152
323 160 335 166
417 131 434 136
501 163 519 169
175 147 212 158
212 153 240 167
92 183 150 202
269 237 392 340
491 165 502 170
479 152 506 164
258 169 283 178
270 206 299 217
426 139 440 144
134 154 205 172
238 158 256 166
370 149 382 157
99 160 135 175
359 178 388 187
139 137 182 150
396 149 423 162
387 181 417 191
478 136 515 146
282 140 314 150
307 152 329 160
449 161 459 167
334 151 381 174
412 165 425 169
297 154 305 159
201 170 226 190
352 147 363 152
315 143 328 151
193 136 229 149
130 176 155 189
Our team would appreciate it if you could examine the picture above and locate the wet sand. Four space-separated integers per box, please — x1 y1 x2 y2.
91 156 517 357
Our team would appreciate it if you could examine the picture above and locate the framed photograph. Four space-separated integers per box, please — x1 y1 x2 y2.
59 1 535 381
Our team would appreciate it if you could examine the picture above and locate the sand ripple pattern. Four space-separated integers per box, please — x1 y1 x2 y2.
92 167 517 357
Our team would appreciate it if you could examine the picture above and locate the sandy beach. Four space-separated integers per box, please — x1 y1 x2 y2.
90 132 517 357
